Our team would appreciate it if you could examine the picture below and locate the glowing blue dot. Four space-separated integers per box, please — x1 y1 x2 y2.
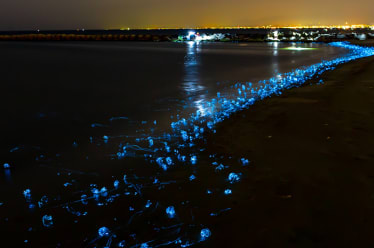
42 215 53 228
100 187 108 196
207 121 214 129
228 172 241 183
166 157 173 166
200 228 211 241
156 157 163 165
241 158 250 166
3 163 10 169
123 174 128 184
166 206 176 218
92 188 100 195
179 155 186 162
164 144 171 152
23 189 31 199
181 130 188 141
98 226 110 237
117 152 124 159
118 240 126 247
224 189 232 195
63 182 72 187
113 180 120 188
189 174 196 181
190 156 197 165
38 195 48 208
215 164 225 171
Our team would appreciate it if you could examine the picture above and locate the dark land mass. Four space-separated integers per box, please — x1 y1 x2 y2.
0 28 373 42
203 52 374 247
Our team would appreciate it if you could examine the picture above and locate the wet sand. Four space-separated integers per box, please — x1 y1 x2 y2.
205 55 374 247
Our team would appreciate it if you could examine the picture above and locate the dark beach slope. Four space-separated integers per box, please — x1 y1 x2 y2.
205 55 374 247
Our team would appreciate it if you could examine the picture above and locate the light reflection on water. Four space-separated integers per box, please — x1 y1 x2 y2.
183 41 209 116
271 42 279 77
183 41 203 93
1 41 369 248
178 41 345 121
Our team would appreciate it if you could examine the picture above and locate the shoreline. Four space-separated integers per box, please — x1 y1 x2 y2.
1 39 374 247
0 28 373 43
205 53 374 247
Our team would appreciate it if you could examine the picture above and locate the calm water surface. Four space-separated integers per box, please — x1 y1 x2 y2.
0 41 348 247
0 41 347 148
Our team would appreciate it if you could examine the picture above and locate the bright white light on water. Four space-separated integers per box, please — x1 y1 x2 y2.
282 47 317 51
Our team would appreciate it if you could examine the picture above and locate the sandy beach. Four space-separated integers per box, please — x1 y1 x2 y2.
205 53 374 247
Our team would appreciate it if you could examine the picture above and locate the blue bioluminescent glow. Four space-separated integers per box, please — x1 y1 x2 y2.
113 180 120 188
38 195 48 208
23 189 31 200
241 158 250 166
42 215 53 228
228 172 241 184
200 228 211 241
189 174 196 181
224 189 232 195
7 42 374 248
98 226 110 237
166 206 176 218
118 240 126 247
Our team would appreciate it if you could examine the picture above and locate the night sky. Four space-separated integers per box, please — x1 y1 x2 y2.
1 0 373 30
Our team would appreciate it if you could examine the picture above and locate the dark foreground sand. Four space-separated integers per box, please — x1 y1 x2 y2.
205 55 374 247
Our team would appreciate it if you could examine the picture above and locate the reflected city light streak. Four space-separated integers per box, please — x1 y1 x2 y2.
183 41 208 116
282 47 318 51
271 42 279 77
272 42 279 56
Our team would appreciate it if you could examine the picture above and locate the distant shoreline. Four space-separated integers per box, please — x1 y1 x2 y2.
0 28 373 43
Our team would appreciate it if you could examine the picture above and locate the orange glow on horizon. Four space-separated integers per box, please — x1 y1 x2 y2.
117 24 374 30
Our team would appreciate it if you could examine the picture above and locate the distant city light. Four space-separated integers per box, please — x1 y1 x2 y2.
134 24 374 30
187 31 196 40
267 30 280 41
